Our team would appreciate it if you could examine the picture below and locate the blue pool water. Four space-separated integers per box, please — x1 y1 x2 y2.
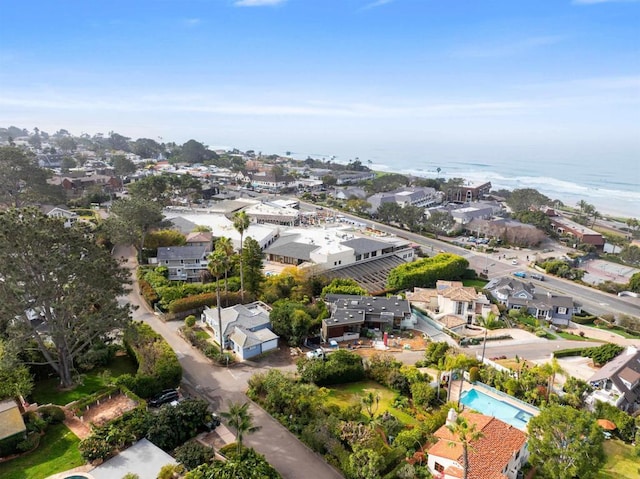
459 388 534 430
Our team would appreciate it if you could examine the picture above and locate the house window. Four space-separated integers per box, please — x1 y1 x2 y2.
356 255 362 261
371 251 377 257
434 463 444 473
515 450 520 459
456 302 463 315
558 307 567 315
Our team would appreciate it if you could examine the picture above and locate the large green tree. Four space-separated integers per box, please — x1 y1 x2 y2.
104 197 166 259
233 211 250 302
242 237 264 297
527 404 604 479
506 188 551 213
0 146 63 207
0 208 131 388
0 339 33 400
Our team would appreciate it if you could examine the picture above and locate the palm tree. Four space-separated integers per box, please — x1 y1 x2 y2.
546 357 565 401
207 249 228 349
447 416 484 479
216 237 235 306
232 211 250 302
221 401 261 454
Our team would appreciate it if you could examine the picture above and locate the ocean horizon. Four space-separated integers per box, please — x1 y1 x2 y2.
280 146 639 220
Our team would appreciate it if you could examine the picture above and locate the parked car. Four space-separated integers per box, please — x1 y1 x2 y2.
148 389 180 407
203 413 221 432
306 348 326 360
511 259 518 265
530 273 544 281
513 271 527 278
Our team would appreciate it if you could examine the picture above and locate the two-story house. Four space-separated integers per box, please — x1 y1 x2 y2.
586 346 640 413
156 245 209 282
427 409 528 479
485 277 577 326
406 281 497 330
322 294 412 342
201 302 279 359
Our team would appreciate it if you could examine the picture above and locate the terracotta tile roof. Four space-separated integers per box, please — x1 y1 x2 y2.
428 411 527 479
406 287 438 302
440 285 478 302
440 315 468 329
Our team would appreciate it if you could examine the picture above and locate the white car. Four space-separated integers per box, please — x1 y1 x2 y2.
511 259 518 265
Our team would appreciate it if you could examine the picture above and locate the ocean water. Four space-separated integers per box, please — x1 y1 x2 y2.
377 161 640 219
283 143 639 218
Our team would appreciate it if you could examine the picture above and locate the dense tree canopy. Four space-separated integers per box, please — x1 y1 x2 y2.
528 405 604 479
0 208 131 387
506 188 551 213
185 448 281 479
0 146 63 207
103 197 167 258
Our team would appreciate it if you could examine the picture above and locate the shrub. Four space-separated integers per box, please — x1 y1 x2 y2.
468 366 480 382
297 350 365 386
23 411 47 433
79 435 113 462
0 433 24 457
175 441 214 470
122 322 182 398
184 315 197 328
38 405 65 425
16 432 40 453
157 464 186 479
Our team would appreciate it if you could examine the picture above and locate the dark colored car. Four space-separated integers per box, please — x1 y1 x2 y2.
203 413 221 432
148 389 179 407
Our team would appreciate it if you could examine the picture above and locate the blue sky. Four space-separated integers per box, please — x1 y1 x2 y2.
1 0 638 164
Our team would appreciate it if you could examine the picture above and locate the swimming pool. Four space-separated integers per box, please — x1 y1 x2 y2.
459 388 534 430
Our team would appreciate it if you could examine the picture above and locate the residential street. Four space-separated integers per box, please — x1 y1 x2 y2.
115 245 343 479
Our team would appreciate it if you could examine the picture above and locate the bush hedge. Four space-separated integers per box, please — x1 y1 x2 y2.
38 405 65 425
120 322 182 398
386 253 469 290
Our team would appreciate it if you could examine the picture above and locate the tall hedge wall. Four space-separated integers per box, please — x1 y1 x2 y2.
120 322 182 398
386 253 469 290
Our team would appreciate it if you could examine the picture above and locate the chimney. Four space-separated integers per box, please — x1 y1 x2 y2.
446 408 458 426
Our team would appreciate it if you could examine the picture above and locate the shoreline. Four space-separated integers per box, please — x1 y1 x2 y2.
367 167 638 221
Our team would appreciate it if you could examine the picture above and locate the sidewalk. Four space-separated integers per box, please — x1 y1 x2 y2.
570 323 639 347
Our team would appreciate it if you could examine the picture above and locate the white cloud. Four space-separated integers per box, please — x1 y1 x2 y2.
234 0 287 7
452 35 565 58
573 0 640 4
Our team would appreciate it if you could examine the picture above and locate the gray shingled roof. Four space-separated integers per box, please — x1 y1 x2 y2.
265 237 318 260
157 245 207 261
341 237 391 255
168 216 198 234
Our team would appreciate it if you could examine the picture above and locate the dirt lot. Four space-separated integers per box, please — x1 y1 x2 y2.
64 393 139 439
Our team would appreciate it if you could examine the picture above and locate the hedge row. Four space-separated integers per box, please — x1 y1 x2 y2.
139 278 159 306
120 322 182 398
386 253 469 290
553 343 624 365
571 314 597 325
168 290 243 314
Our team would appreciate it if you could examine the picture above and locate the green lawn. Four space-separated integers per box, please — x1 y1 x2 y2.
555 331 593 341
0 424 84 479
594 325 640 340
193 328 211 341
597 439 640 479
31 354 138 406
327 380 418 425
462 279 488 289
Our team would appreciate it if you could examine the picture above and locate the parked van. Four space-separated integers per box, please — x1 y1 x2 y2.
531 273 544 281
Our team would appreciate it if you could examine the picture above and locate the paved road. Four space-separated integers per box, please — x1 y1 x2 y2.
116 245 343 479
300 201 640 318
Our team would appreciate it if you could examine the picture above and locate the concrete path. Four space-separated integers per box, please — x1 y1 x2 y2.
115 245 343 479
